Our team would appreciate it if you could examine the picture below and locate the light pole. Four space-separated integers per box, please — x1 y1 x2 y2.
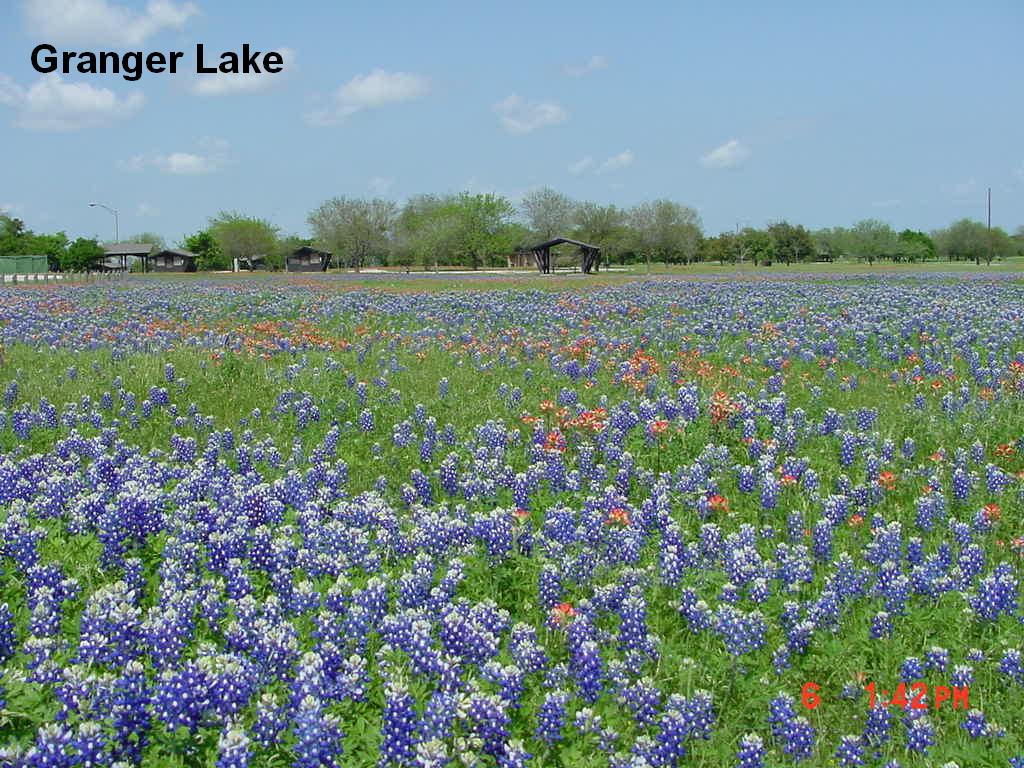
89 202 120 272
89 202 119 243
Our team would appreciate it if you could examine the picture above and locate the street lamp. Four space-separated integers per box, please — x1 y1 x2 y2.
88 202 119 243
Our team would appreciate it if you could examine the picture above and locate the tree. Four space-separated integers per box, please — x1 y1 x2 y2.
813 227 848 261
520 187 576 240
701 232 739 265
575 202 628 265
127 232 165 251
933 219 989 264
739 227 774 266
448 193 517 269
897 229 935 262
768 221 816 265
183 229 227 271
62 237 104 272
308 197 396 272
846 219 898 264
209 212 280 270
984 226 1017 263
0 215 27 255
394 194 456 271
1 215 68 269
1013 226 1024 256
629 200 703 268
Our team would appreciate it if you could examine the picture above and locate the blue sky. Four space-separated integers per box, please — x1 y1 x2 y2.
1 0 1022 245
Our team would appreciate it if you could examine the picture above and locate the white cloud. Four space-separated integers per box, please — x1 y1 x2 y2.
305 69 430 126
119 137 230 175
135 202 158 217
0 74 143 131
596 149 634 174
563 55 608 78
192 48 296 96
368 176 394 196
569 150 634 176
24 0 197 47
700 139 750 169
493 94 568 134
1 202 25 216
568 156 594 175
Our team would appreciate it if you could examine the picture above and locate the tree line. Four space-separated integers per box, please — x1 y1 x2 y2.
2 189 1022 272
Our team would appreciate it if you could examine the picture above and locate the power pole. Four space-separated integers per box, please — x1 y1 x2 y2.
987 187 992 265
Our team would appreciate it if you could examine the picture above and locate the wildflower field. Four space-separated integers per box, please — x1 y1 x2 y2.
0 273 1022 768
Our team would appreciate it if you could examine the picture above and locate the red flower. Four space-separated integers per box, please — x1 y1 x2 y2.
878 471 897 491
605 507 631 526
551 602 577 625
708 494 729 513
983 503 1001 523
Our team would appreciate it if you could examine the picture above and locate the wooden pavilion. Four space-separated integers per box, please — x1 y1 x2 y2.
287 246 333 272
530 237 601 274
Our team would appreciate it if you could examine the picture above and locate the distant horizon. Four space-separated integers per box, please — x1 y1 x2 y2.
2 0 1022 245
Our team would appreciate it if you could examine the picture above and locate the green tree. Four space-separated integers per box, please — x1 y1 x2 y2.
813 227 849 261
767 221 816 265
183 229 227 271
0 215 27 255
933 219 989 264
24 232 69 270
739 227 774 266
575 202 628 266
209 212 280 270
846 219 898 264
1 215 68 269
701 232 739 264
307 197 396 272
394 194 454 271
984 226 1017 263
126 232 165 251
629 200 703 269
62 237 104 272
520 187 576 240
897 229 935 262
448 192 516 269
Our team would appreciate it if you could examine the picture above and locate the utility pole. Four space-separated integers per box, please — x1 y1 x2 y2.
987 187 992 265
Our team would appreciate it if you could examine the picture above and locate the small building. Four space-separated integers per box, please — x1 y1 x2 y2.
147 248 197 273
101 242 153 272
287 246 332 272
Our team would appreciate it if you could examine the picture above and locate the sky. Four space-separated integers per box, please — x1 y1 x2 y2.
1 0 1022 246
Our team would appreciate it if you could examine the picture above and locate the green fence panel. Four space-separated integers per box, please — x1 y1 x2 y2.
0 255 49 275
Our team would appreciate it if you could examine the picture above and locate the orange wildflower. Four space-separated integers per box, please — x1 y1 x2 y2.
708 494 729 513
983 503 1001 523
551 602 577 625
878 471 897 491
606 507 631 526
